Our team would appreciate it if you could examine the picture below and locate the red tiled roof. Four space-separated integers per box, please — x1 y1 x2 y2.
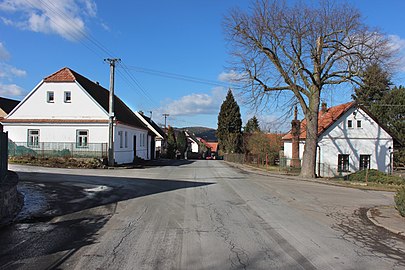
44 67 76 82
205 142 218 152
282 102 355 140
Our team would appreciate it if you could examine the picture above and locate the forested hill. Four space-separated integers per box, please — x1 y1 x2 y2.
180 127 217 141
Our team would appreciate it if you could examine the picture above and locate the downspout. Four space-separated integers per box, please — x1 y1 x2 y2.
317 144 321 177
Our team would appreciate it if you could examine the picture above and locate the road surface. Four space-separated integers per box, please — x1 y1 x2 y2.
1 160 404 269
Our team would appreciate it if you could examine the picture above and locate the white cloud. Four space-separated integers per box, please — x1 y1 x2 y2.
218 70 245 82
0 63 27 79
0 42 26 97
0 83 23 96
387 34 405 73
388 34 405 52
0 0 98 41
0 42 10 60
156 87 227 117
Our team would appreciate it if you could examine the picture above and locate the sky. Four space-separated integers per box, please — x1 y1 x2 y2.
1 0 405 131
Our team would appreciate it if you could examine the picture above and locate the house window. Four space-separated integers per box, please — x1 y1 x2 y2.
27 129 39 148
64 91 71 103
118 131 123 148
338 154 350 172
360 155 371 170
47 91 54 103
347 120 353 128
357 120 362 128
125 131 128 148
76 130 88 147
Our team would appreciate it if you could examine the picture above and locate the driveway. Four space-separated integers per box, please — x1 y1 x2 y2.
1 160 404 269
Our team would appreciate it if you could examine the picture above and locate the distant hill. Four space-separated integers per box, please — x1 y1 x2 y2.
180 127 217 141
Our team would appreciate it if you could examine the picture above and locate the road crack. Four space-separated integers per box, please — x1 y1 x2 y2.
109 206 148 265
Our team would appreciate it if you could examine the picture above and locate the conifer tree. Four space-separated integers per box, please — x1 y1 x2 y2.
176 131 188 158
166 126 176 159
244 116 260 133
353 63 392 114
217 89 243 153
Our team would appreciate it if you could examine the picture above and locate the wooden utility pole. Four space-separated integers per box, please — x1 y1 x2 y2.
105 58 121 167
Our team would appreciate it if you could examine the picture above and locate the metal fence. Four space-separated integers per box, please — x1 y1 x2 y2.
0 132 8 182
224 153 282 170
8 141 108 159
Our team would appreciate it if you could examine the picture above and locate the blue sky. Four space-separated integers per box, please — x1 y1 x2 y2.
1 0 405 131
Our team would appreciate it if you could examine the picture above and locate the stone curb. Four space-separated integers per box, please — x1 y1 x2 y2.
366 207 405 237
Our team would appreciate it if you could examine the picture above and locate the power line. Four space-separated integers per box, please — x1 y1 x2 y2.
123 65 239 88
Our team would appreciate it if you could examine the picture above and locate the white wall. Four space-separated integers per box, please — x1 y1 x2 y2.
283 106 393 177
8 81 108 120
318 107 393 177
114 123 149 164
3 123 108 143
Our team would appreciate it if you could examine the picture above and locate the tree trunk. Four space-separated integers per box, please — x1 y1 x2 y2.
299 94 320 178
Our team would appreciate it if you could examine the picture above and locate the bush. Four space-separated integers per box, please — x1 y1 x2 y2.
346 169 405 185
395 187 405 217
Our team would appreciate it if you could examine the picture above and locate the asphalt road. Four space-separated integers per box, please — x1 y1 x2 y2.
1 160 405 270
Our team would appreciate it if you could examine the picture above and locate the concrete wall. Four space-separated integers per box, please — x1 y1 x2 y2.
0 171 22 224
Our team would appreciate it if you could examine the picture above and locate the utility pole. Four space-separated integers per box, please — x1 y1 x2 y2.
105 58 121 167
162 113 169 128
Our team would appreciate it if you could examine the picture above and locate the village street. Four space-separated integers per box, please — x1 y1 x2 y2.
1 160 404 270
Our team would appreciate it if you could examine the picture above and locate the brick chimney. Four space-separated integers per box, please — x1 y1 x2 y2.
291 106 301 168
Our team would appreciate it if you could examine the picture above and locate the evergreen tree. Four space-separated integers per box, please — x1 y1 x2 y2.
378 86 405 166
352 63 392 113
244 116 260 133
166 126 176 159
176 131 188 158
217 89 243 153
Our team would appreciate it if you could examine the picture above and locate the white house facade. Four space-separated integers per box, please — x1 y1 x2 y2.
283 102 395 177
134 111 166 159
1 67 151 164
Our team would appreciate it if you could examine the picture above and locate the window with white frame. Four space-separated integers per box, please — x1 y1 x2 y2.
357 120 362 128
76 130 88 147
64 91 71 103
118 131 123 148
125 131 128 148
347 120 353 128
27 129 39 147
47 91 54 103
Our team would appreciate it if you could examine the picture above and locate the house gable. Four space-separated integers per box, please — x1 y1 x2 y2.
5 67 148 130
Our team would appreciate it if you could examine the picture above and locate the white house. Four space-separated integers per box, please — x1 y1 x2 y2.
134 111 166 159
1 67 151 164
282 102 396 177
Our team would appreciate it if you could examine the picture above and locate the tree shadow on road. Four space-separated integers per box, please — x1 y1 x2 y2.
0 171 214 269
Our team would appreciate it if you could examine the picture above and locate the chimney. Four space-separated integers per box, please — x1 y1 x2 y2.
321 102 327 113
291 106 301 168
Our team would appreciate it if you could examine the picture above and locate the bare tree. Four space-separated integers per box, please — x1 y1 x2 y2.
224 0 393 178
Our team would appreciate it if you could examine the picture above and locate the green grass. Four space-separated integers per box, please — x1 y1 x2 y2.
343 169 405 185
395 186 405 217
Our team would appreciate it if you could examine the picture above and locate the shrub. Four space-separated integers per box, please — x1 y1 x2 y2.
395 186 405 217
346 169 405 185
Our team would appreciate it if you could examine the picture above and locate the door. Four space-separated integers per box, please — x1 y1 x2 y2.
133 135 137 160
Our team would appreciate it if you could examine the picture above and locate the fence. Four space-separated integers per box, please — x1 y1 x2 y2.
0 132 7 183
224 153 289 171
8 141 108 159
